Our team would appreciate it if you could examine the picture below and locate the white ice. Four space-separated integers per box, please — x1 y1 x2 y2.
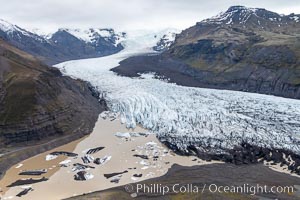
55 29 300 155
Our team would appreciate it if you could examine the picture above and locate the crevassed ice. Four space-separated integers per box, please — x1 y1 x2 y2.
55 30 300 154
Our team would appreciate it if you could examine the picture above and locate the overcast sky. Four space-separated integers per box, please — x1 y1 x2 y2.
1 0 300 32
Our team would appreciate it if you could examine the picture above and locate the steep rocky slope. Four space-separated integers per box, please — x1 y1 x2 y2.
113 6 300 99
0 19 125 65
0 39 106 178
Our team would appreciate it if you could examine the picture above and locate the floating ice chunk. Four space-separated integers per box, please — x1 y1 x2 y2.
20 185 32 189
100 111 110 119
59 160 72 167
85 173 94 180
115 132 149 139
81 155 94 164
110 175 122 183
74 171 94 181
46 154 57 161
15 163 23 169
131 177 139 181
115 132 131 138
72 163 94 172
145 172 155 177
94 155 112 165
146 142 157 146
140 160 149 166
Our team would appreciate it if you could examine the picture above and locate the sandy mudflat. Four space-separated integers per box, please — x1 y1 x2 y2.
0 137 86 195
1 113 221 200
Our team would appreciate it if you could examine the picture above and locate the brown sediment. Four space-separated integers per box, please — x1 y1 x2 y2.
0 132 89 181
2 117 220 200
2 116 299 200
0 136 86 194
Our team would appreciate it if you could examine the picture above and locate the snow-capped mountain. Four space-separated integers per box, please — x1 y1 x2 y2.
28 28 53 39
0 19 48 46
0 19 177 64
57 28 126 47
201 5 300 30
47 28 125 63
0 19 126 65
0 19 40 39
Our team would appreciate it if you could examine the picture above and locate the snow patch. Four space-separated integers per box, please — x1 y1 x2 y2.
290 16 299 22
59 28 125 46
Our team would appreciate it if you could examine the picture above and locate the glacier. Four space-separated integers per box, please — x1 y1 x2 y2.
55 29 300 155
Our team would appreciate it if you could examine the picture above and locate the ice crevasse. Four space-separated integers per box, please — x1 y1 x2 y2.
55 30 300 155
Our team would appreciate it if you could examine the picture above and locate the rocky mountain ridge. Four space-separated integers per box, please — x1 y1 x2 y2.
113 6 300 99
0 19 125 65
202 6 300 28
0 19 179 65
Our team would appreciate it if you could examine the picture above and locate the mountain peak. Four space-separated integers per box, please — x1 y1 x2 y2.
0 19 18 33
51 28 125 46
200 5 296 28
225 5 261 13
0 19 44 42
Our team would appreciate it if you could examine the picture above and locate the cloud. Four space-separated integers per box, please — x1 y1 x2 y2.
0 0 299 32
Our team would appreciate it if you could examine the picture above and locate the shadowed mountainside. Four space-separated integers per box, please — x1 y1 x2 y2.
0 39 106 178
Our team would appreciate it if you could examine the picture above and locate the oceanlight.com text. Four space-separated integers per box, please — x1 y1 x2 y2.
125 183 294 196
